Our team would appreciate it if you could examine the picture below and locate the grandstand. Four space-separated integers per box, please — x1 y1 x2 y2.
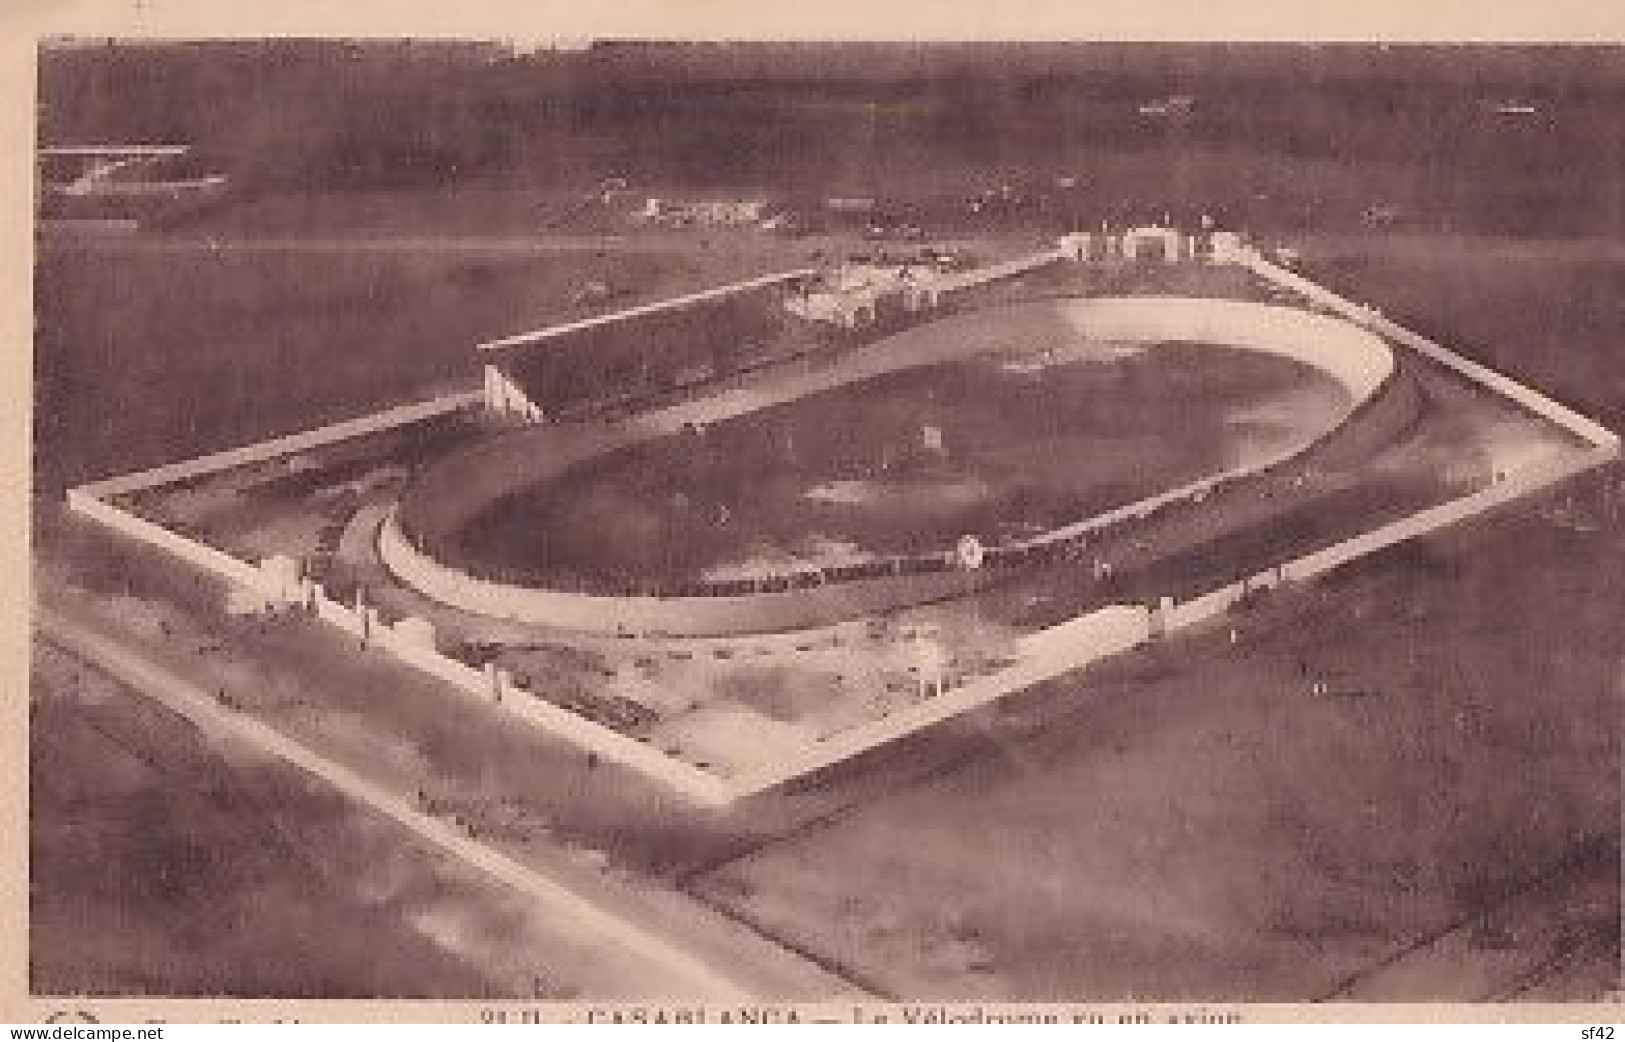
478 273 825 422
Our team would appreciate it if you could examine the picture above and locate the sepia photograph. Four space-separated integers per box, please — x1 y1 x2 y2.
15 10 1624 1023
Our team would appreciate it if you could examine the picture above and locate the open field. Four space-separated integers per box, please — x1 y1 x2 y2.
40 41 1621 240
681 472 1621 999
689 498 1621 999
37 607 827 1001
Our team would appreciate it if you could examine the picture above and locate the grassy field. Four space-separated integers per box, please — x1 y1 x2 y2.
459 340 1343 587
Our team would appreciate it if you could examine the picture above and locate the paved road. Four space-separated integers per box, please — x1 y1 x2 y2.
35 604 759 1002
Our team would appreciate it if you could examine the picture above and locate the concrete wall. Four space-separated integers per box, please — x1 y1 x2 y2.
727 441 1613 799
1134 254 1620 653
1060 296 1392 400
64 392 740 804
66 488 263 589
933 249 1066 299
77 391 483 498
476 269 815 354
1280 447 1613 583
1241 253 1619 452
490 670 733 805
312 588 367 639
380 507 974 636
1160 445 1613 637
297 580 735 804
356 599 736 805
732 604 1152 796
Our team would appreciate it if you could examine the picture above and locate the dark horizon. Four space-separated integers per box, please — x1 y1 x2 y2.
36 40 1625 238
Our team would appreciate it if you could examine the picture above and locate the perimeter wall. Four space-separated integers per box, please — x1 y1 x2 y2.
64 262 1619 804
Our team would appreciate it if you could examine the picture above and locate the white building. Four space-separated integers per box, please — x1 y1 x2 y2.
1121 224 1185 262
784 262 943 329
1057 231 1095 261
634 197 770 226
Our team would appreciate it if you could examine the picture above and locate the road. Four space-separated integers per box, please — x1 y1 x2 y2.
34 232 801 257
35 604 759 1002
